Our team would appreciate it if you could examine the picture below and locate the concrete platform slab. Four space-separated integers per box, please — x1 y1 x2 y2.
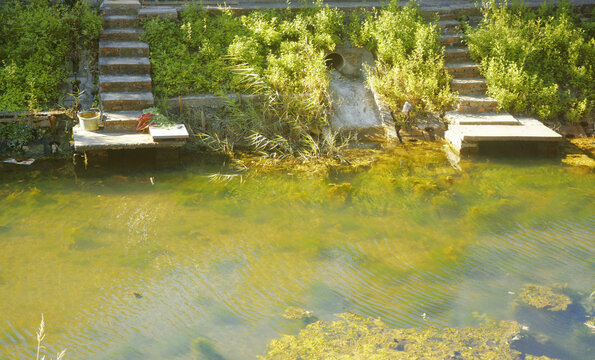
445 112 520 125
448 123 562 142
73 126 184 152
149 124 189 141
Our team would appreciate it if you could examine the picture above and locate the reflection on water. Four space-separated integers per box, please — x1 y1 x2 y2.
0 143 594 359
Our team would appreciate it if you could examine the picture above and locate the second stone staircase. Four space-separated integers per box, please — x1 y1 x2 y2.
99 0 154 131
435 12 562 155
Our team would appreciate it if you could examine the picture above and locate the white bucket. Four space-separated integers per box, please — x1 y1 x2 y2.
77 111 100 131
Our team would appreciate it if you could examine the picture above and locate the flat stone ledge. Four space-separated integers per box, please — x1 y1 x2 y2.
448 123 563 142
101 0 141 9
99 57 151 66
138 7 178 19
445 112 520 125
73 126 184 152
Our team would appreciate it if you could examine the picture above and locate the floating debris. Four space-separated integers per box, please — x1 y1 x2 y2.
282 307 315 321
3 158 35 166
260 313 551 359
518 284 572 312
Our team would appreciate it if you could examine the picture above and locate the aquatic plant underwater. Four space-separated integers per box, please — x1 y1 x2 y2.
0 142 593 359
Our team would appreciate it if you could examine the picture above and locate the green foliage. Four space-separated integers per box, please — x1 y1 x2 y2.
144 3 346 158
467 0 594 122
0 120 36 151
352 1 455 114
142 3 343 99
260 313 533 359
0 0 101 111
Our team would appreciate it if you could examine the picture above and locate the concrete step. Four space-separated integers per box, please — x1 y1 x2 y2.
73 125 185 153
138 7 178 19
100 0 141 10
102 8 139 16
102 111 142 131
444 47 472 62
445 111 520 125
437 12 457 21
445 119 562 155
445 62 481 78
103 15 139 29
101 92 154 112
99 57 150 75
100 28 143 41
442 33 464 47
99 41 149 57
438 19 461 33
99 74 152 93
457 94 499 113
451 77 487 95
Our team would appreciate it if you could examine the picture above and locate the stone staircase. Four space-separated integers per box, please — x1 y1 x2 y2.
99 0 154 131
437 13 562 155
73 0 188 163
440 15 499 114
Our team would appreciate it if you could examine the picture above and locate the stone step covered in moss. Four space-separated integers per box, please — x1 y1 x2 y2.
138 7 179 19
103 15 139 29
102 111 143 131
99 57 151 75
444 47 472 62
445 62 481 78
100 28 143 41
442 33 465 47
457 94 499 113
99 41 149 57
101 92 154 112
445 111 520 125
99 74 152 93
451 77 487 95
438 19 462 33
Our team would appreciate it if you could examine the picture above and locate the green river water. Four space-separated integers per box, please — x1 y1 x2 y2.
0 142 594 359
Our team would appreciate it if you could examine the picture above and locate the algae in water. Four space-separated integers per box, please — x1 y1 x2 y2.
519 284 572 312
260 313 554 359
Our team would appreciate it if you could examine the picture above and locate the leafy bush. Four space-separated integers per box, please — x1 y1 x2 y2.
351 0 455 114
142 4 343 99
143 3 345 156
0 0 101 111
0 120 36 151
467 0 594 123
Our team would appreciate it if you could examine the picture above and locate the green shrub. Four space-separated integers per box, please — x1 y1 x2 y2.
351 1 455 114
0 0 101 111
467 0 594 123
143 3 344 154
0 120 36 151
142 4 343 99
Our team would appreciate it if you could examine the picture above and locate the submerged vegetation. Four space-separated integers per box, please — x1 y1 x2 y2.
518 284 573 312
260 313 549 359
467 0 594 123
0 0 101 111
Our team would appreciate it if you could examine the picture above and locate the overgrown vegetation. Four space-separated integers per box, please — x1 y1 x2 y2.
0 120 36 152
467 0 594 123
0 0 102 111
350 1 455 115
518 284 573 312
143 2 346 158
260 313 552 359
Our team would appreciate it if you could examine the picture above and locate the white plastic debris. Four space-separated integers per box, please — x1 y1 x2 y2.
402 101 413 115
3 158 35 165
